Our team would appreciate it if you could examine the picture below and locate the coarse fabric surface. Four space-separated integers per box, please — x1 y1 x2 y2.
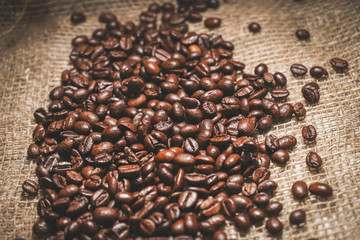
0 0 359 239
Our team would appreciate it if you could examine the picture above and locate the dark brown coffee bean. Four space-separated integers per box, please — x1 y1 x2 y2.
253 192 270 207
234 213 250 231
258 180 278 192
248 22 261 33
257 115 273 132
273 136 293 151
291 180 308 199
266 217 283 235
242 182 257 197
295 29 310 40
255 63 268 77
271 149 290 164
306 152 323 169
289 209 306 225
293 102 306 119
310 66 328 78
213 230 227 240
302 82 320 103
265 201 283 216
309 182 333 197
178 191 198 210
184 213 199 236
290 64 307 76
204 17 221 29
93 207 118 225
273 72 287 86
248 207 265 222
302 125 317 141
71 12 86 24
330 57 348 71
22 179 39 194
270 89 289 101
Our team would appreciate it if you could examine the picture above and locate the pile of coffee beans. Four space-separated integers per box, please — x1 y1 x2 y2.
22 0 344 239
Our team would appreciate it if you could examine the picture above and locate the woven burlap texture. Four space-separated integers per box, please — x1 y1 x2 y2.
0 0 359 239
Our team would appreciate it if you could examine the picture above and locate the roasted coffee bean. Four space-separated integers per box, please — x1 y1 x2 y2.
266 217 283 235
330 57 348 71
270 89 289 101
302 125 317 141
178 191 198 210
289 209 306 225
248 207 265 222
71 12 86 25
278 135 297 150
255 63 268 77
265 201 283 216
253 192 270 207
248 22 261 33
290 64 307 76
291 180 308 199
234 213 250 231
302 82 320 103
93 207 118 225
204 17 221 29
293 102 306 119
184 213 199 236
273 72 287 86
22 179 39 194
309 182 333 197
213 230 227 240
306 152 322 169
271 149 290 164
310 66 328 78
295 29 310 40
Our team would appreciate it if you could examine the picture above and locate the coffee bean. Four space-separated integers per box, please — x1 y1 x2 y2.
270 89 290 101
295 29 310 40
234 213 251 231
253 192 270 207
265 201 283 216
278 135 297 150
302 82 320 103
213 230 227 240
273 72 287 86
204 17 221 29
178 191 198 210
330 57 348 71
289 209 306 225
271 149 290 164
290 63 307 76
266 217 283 234
248 207 265 222
22 179 39 194
293 102 306 119
302 125 317 141
291 180 308 199
93 207 118 225
310 66 328 78
248 22 261 33
306 152 323 169
255 63 268 77
71 12 86 25
309 182 333 197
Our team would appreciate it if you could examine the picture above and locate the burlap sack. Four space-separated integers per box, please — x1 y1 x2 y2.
0 0 359 239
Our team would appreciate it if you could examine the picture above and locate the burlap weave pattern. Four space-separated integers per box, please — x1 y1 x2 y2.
0 0 359 239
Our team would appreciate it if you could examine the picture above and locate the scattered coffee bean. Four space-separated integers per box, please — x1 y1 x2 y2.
234 213 251 231
248 22 261 33
289 209 306 225
310 66 328 78
22 179 39 194
330 57 348 71
291 180 308 199
70 12 86 25
309 182 333 197
302 125 317 141
290 63 308 76
296 29 310 40
205 17 221 29
306 152 323 169
266 217 283 235
302 82 320 103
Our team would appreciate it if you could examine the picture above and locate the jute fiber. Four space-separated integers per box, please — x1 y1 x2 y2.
0 0 359 239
